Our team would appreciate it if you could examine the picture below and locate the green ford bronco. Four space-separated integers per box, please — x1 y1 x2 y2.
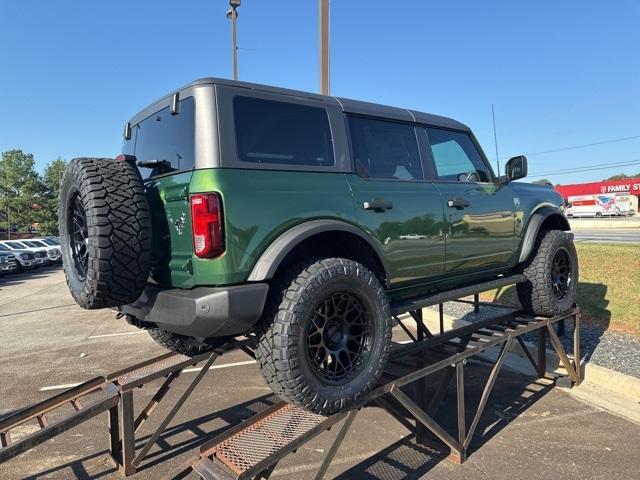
60 78 578 414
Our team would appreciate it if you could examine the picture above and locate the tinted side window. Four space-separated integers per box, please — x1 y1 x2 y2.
133 97 195 179
234 96 334 167
348 116 422 180
424 128 490 182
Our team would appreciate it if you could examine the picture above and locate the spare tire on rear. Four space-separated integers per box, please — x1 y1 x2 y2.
59 157 152 309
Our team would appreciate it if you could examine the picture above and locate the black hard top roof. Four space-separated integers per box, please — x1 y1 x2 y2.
132 77 470 132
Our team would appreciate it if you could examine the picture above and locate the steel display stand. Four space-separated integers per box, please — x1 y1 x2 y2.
0 274 581 479
191 306 581 479
0 339 253 475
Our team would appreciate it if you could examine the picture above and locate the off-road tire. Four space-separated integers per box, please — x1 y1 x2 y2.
517 230 578 316
146 327 229 356
59 157 152 309
256 258 392 415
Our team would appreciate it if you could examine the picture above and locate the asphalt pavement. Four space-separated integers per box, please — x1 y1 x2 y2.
572 228 640 244
1 268 640 479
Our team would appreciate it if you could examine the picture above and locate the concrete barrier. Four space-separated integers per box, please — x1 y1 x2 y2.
568 218 640 229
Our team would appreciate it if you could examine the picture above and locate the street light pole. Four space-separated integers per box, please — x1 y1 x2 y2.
319 0 330 95
227 0 241 80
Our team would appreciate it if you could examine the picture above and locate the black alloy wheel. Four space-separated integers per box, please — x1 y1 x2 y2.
68 191 89 280
306 291 373 384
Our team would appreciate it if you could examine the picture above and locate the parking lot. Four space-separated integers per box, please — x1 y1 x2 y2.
1 268 639 479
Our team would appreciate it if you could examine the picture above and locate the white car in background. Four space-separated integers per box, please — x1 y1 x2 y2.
0 240 49 266
27 239 62 264
0 243 37 272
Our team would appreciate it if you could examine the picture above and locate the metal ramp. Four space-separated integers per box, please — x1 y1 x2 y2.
192 402 350 480
0 274 582 479
0 339 252 475
190 306 582 480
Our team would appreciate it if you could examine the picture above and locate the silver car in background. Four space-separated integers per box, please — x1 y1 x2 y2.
28 239 63 264
0 244 36 272
0 241 49 266
0 252 19 275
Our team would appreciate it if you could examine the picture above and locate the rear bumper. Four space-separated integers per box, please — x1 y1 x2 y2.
118 283 269 338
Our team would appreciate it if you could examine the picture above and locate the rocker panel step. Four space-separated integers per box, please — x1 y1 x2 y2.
390 274 527 315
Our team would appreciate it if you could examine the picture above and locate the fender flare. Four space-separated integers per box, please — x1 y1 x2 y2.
518 207 570 263
247 219 391 284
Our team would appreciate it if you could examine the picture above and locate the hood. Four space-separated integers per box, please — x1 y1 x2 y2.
509 181 565 208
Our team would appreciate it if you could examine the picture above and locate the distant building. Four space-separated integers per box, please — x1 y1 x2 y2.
555 178 640 214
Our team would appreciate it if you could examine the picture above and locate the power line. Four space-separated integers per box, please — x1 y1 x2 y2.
528 159 640 178
502 134 640 160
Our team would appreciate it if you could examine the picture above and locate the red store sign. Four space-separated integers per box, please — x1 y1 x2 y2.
555 178 640 198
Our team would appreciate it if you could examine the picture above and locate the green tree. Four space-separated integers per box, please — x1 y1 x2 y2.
38 157 67 235
0 149 42 237
604 173 630 181
604 173 640 181
532 178 553 186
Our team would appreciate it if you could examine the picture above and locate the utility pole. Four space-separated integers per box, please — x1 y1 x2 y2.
492 104 500 176
319 0 330 95
226 0 241 80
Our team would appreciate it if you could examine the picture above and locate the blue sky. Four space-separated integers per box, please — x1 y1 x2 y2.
1 0 639 185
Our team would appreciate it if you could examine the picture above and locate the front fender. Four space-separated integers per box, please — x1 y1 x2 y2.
518 207 570 263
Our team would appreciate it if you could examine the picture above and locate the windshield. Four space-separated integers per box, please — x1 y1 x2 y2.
5 242 25 249
0 244 9 251
29 240 47 247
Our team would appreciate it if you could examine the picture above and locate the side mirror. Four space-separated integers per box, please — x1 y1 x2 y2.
504 155 528 182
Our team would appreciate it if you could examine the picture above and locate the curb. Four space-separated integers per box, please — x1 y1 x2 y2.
569 220 640 230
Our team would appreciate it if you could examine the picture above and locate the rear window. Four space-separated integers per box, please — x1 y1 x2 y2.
128 96 195 179
233 96 334 167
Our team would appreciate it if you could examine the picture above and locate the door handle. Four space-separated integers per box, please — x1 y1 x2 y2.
362 199 394 212
447 197 470 209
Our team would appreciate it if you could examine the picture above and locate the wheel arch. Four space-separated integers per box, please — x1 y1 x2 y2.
247 219 391 287
518 206 571 263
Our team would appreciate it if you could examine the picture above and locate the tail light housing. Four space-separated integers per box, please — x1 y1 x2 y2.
190 193 225 258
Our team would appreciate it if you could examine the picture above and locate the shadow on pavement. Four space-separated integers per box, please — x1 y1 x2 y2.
18 361 552 480
0 265 63 287
337 362 553 479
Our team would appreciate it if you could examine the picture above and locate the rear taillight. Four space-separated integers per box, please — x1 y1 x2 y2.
190 193 225 258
